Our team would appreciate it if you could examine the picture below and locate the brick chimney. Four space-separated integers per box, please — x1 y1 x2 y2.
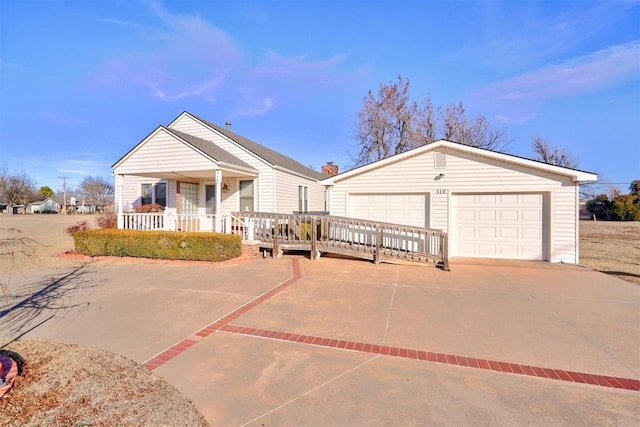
322 162 338 177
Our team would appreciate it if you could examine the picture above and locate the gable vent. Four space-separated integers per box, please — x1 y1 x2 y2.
434 152 447 169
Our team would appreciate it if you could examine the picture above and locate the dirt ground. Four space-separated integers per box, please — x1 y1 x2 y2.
0 340 208 427
579 220 640 285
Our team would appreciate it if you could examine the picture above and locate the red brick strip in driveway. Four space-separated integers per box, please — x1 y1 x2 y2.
143 259 301 371
143 259 639 392
217 325 639 392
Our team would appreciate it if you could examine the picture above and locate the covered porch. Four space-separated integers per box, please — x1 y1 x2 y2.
115 165 258 233
112 124 261 233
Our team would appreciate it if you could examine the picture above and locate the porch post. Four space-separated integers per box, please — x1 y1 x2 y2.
117 174 124 229
151 183 156 205
215 169 222 232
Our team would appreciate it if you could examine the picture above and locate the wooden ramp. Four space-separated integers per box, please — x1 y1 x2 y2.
227 212 449 270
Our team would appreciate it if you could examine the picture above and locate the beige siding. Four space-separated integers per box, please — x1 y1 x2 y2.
116 175 168 212
114 131 213 174
169 115 275 212
551 183 579 263
275 171 325 214
328 148 580 263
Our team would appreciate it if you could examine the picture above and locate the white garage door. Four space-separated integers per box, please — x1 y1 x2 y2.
350 194 428 228
452 193 544 260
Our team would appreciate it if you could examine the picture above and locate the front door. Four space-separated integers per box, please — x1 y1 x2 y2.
239 180 254 212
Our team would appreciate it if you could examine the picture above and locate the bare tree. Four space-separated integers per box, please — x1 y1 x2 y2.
441 103 510 151
78 176 114 207
353 76 424 166
0 166 38 214
531 135 577 168
352 76 510 166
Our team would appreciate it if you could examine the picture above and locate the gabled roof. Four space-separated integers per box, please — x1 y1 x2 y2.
112 126 257 174
322 139 598 184
163 127 254 171
182 112 326 181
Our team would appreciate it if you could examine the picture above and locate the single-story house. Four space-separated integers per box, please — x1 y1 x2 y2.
321 140 597 263
29 198 61 214
113 113 596 264
113 111 326 232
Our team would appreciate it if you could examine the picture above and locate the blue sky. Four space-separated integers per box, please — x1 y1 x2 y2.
1 0 638 194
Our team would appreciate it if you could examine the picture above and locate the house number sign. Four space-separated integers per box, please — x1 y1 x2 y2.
436 189 448 194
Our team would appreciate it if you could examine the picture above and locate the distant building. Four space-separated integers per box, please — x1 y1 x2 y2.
29 198 61 214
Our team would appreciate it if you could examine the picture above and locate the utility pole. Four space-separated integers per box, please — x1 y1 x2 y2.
58 175 68 214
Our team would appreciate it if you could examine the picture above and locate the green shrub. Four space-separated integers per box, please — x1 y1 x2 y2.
73 229 242 262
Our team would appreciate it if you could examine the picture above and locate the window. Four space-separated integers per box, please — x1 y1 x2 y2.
205 185 216 214
141 182 167 207
239 180 254 212
141 184 152 206
155 183 166 207
298 185 308 213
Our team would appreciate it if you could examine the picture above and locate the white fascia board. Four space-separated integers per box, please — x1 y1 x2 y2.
321 140 598 184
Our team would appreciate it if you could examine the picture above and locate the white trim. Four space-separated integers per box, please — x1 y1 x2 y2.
321 140 598 185
113 126 258 176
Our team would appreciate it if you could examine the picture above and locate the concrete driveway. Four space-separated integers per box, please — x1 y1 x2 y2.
2 256 638 426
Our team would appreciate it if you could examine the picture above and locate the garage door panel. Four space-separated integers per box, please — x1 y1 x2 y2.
522 210 541 222
458 210 475 221
478 194 497 204
522 194 542 204
350 194 428 228
452 193 544 260
500 194 518 204
500 227 518 238
479 210 497 221
522 227 541 239
521 245 542 259
457 195 475 205
478 227 497 238
500 210 518 221
372 195 387 204
478 243 498 256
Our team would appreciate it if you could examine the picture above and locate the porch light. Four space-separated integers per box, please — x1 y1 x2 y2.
222 183 229 192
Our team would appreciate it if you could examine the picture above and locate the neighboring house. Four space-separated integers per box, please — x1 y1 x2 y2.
76 205 96 214
113 112 326 231
29 198 61 214
321 140 597 263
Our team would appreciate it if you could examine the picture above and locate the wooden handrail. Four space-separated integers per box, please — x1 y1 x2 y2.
231 212 449 270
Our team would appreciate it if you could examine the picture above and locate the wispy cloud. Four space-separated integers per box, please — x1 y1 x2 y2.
470 41 640 123
462 1 639 71
87 1 351 116
232 97 276 117
152 71 231 101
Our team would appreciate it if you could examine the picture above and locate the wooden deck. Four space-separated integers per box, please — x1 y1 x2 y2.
229 212 449 270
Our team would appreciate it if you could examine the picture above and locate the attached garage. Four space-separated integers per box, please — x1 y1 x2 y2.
350 194 428 228
451 193 544 260
322 140 597 264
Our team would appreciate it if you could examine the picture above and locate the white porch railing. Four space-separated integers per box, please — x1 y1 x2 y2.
117 211 449 268
118 212 216 232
